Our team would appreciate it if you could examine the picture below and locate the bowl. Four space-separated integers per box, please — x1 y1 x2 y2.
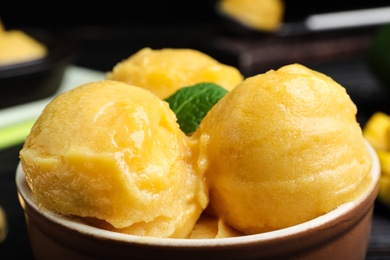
16 141 380 260
0 28 78 109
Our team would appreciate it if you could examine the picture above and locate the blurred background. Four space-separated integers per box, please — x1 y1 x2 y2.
2 1 390 121
2 1 390 259
1 1 389 71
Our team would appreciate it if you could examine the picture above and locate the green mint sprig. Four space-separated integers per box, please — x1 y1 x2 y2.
164 82 228 135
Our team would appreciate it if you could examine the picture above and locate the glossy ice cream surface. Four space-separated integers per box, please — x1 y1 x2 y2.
19 80 208 238
194 63 373 235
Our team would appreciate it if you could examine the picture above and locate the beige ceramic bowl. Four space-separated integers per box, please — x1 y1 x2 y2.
16 141 380 260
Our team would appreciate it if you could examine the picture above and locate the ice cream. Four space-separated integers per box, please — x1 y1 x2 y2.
0 21 47 65
106 47 244 99
19 61 373 239
217 0 285 32
19 80 208 238
193 63 373 234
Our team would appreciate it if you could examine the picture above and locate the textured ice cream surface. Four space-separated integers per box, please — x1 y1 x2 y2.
106 47 243 99
19 80 208 238
194 63 373 234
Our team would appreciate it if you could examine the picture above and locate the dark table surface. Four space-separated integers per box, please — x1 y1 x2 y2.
1 23 390 259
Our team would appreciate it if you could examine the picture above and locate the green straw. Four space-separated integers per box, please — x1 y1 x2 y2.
0 119 36 149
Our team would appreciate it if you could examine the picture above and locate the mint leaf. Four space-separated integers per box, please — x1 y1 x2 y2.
164 82 228 135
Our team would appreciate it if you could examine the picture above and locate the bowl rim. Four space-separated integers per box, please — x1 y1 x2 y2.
15 140 380 247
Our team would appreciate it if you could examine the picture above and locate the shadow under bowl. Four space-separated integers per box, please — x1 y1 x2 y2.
0 28 78 109
16 141 380 260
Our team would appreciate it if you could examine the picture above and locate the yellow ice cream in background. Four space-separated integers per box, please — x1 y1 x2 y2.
106 47 244 99
0 21 47 65
218 0 284 32
19 80 208 238
194 63 373 234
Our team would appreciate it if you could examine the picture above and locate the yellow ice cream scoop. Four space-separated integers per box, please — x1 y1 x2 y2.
0 21 47 65
217 0 284 32
106 47 244 99
19 80 208 238
194 63 373 235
